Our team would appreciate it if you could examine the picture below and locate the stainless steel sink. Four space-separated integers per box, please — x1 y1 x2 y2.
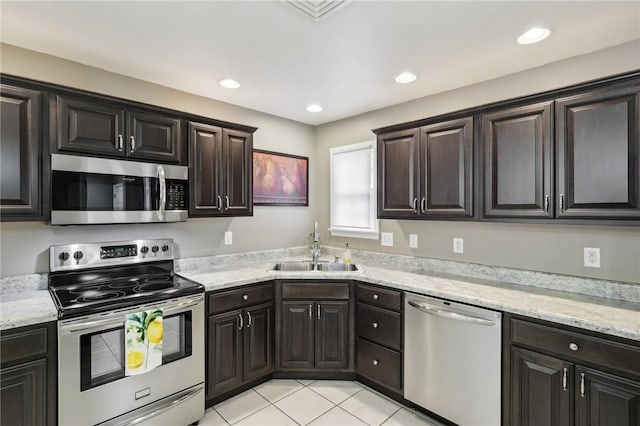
316 263 360 272
272 262 315 271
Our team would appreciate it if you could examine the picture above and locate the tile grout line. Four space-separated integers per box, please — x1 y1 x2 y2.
216 389 270 425
270 400 304 426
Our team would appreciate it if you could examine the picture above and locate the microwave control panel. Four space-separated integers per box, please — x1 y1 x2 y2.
167 181 187 210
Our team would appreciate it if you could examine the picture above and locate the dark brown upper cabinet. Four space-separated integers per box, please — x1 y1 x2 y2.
0 84 46 221
555 84 640 219
377 117 473 219
188 122 253 217
483 101 553 218
55 95 183 164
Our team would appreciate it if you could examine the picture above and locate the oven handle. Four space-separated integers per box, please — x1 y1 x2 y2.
60 296 203 334
125 385 203 426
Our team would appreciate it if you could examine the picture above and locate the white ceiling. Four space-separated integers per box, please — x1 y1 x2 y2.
1 1 639 126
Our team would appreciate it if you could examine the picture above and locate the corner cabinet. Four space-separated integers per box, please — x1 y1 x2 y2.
0 322 57 426
206 283 274 405
506 315 640 426
54 95 184 164
377 117 473 219
188 122 253 217
0 84 47 221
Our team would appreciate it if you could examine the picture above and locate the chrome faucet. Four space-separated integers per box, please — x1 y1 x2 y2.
311 221 321 267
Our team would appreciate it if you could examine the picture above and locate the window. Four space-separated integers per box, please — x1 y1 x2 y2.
329 140 379 239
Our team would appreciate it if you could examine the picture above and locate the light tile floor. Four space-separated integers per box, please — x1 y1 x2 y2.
200 379 443 426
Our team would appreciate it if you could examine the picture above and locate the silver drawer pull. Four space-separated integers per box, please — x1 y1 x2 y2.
580 372 586 397
372 359 379 366
562 368 568 391
373 294 379 300
242 294 248 301
238 313 243 330
372 322 379 328
569 342 579 351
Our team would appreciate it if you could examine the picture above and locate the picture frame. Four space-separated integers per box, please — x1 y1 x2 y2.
253 149 309 206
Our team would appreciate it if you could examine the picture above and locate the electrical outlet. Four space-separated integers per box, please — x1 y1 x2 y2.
453 237 464 254
584 247 600 268
409 234 418 249
224 231 233 245
381 232 394 247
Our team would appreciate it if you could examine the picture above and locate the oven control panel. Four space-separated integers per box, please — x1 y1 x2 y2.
50 238 174 272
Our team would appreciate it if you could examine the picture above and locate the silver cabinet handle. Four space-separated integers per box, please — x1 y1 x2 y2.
130 135 135 153
242 294 248 301
372 322 379 329
562 367 568 391
580 372 585 397
569 342 579 351
317 304 321 320
413 198 418 214
246 311 252 328
421 197 426 213
373 294 379 300
238 313 243 330
157 165 166 221
225 195 230 210
118 134 124 151
372 359 379 366
544 194 549 212
308 304 312 320
217 195 223 212
559 194 565 212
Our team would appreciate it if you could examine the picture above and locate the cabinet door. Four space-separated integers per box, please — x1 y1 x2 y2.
127 110 182 163
511 348 573 426
0 359 47 426
315 301 349 370
420 117 473 217
221 129 253 216
189 122 223 216
576 367 640 426
483 102 553 218
280 301 314 370
55 95 124 157
243 303 273 382
1 85 43 220
207 309 243 398
377 128 420 218
556 84 640 219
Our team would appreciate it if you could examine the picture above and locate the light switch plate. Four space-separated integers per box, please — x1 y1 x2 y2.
381 232 394 247
224 231 233 245
453 237 464 254
409 234 418 248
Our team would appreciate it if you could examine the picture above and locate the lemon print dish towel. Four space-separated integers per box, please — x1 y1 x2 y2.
125 309 163 376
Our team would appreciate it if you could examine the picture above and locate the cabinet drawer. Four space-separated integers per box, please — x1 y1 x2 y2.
357 338 401 392
356 284 401 311
281 282 350 300
208 283 273 313
0 324 51 366
511 318 640 378
356 303 401 350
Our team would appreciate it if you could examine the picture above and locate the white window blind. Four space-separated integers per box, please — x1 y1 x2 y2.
329 141 379 239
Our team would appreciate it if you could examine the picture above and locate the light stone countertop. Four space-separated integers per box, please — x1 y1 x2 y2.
0 274 57 331
179 258 640 342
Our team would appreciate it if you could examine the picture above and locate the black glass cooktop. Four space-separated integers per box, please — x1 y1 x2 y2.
49 261 203 319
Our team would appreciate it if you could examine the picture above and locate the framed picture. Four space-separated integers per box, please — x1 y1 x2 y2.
253 149 309 206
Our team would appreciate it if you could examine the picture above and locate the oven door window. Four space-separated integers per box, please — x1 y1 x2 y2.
80 312 192 391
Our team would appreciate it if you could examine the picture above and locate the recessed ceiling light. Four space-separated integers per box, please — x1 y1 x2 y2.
517 27 551 45
395 72 417 84
306 104 323 112
219 79 240 89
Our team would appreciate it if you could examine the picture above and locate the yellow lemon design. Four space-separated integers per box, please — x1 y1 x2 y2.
147 319 163 344
127 351 144 370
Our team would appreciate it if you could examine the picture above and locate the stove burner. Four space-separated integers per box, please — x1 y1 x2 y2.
75 290 127 303
108 279 141 289
136 282 176 292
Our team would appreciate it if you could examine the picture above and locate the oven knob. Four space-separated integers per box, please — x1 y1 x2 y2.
59 252 70 262
151 245 159 253
73 251 83 261
140 246 149 254
161 245 169 252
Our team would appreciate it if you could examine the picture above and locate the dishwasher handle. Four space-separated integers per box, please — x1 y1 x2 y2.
407 299 497 326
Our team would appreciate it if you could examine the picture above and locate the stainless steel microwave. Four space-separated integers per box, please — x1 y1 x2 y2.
50 154 188 225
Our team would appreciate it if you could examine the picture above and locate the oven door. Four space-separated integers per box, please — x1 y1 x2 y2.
58 294 204 426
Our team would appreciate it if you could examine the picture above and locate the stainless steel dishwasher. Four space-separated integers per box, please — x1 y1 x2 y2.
404 292 502 426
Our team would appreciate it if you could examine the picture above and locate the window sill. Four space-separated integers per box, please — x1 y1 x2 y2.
329 228 379 240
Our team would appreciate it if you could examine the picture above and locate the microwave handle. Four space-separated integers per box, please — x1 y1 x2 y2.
157 165 166 221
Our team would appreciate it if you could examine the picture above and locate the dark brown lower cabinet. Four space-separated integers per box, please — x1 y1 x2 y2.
0 322 57 426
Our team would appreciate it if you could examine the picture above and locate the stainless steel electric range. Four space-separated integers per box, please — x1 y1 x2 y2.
49 238 204 426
